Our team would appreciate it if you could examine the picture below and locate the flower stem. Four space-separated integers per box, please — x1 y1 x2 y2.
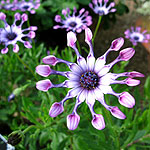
103 108 120 149
92 16 102 45
76 40 81 54
15 53 37 80
132 45 135 49
23 125 36 134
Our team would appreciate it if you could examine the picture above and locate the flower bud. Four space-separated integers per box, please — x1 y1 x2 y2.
49 102 64 117
119 48 135 61
36 65 52 77
110 37 124 51
110 106 126 119
85 28 93 45
67 113 80 130
42 55 58 66
7 130 24 146
91 114 105 130
67 31 77 48
119 92 135 108
36 79 52 92
125 78 140 86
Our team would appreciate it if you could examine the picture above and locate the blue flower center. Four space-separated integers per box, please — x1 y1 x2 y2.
80 71 99 90
98 10 104 15
6 32 17 41
69 22 77 27
133 36 139 41
23 5 30 10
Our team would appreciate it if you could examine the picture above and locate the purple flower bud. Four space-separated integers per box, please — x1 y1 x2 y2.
67 113 80 130
110 106 126 119
67 31 77 48
62 9 67 15
91 114 105 130
55 15 61 23
119 48 135 61
30 26 38 31
21 13 28 22
36 79 52 92
119 92 135 108
24 41 32 49
28 31 35 39
0 12 6 20
14 13 21 20
1 48 8 54
42 55 57 66
49 102 64 117
126 78 140 86
110 37 124 51
85 28 93 44
36 65 52 77
13 44 19 53
128 71 145 78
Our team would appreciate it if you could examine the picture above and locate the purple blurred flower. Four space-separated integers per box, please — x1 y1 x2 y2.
0 0 40 14
53 7 92 33
0 0 17 11
89 0 116 16
124 27 150 46
36 28 144 130
0 12 37 54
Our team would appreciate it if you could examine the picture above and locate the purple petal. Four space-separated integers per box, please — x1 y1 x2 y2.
36 65 52 77
128 71 144 78
110 106 126 119
119 48 135 61
21 13 28 21
1 48 8 54
49 102 64 117
28 31 35 39
92 114 105 130
42 55 57 66
36 79 52 92
85 28 93 44
119 92 135 108
55 15 61 22
13 44 19 53
110 37 124 51
24 41 32 49
30 26 38 31
67 113 80 130
67 31 77 48
14 13 21 20
0 12 6 20
125 78 140 86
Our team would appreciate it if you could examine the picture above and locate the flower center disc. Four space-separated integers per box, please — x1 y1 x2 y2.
133 36 139 41
80 71 99 90
6 32 17 41
23 5 30 10
69 22 77 27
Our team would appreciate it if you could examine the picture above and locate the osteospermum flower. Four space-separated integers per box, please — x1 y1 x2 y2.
0 0 40 14
36 28 144 130
15 0 40 14
124 27 150 46
53 7 92 33
0 12 37 54
0 0 17 11
89 0 116 16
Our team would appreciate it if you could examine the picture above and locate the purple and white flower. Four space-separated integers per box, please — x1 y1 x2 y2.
89 0 116 16
0 0 17 11
15 0 40 14
124 27 150 46
0 0 40 14
36 28 144 130
0 12 37 54
53 7 92 33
